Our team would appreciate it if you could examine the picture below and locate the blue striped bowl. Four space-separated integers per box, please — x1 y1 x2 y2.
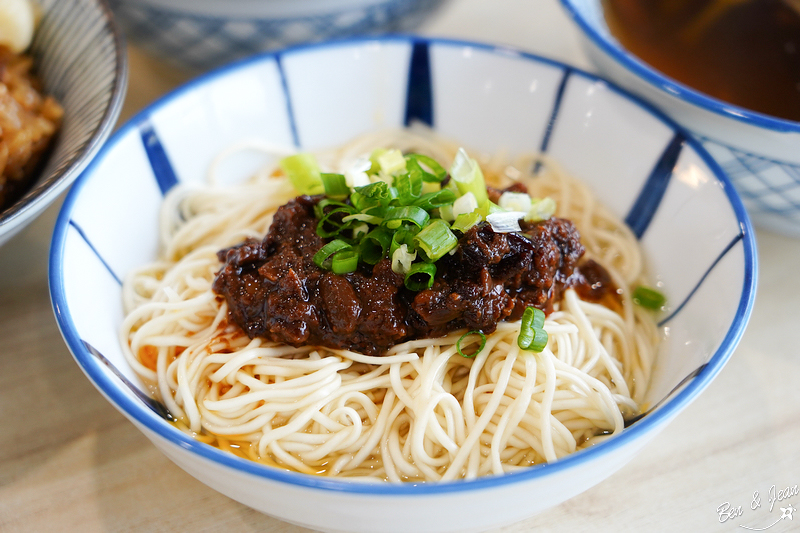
0 0 127 247
50 37 756 533
560 0 800 237
107 0 446 72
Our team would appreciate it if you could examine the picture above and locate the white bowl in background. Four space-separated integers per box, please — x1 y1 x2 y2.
560 0 800 237
49 36 756 533
107 0 447 71
0 0 127 247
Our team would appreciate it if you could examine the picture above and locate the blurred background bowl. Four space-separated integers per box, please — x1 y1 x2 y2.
560 0 800 237
50 36 756 533
107 0 448 72
0 0 127 247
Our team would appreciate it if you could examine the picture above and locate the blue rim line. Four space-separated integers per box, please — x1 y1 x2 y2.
48 35 758 496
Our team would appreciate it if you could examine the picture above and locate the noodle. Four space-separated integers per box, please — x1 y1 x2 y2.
119 127 660 482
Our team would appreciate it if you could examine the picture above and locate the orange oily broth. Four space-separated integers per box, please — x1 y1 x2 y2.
603 0 800 121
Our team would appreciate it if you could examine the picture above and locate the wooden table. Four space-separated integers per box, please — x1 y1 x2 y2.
2 0 799 531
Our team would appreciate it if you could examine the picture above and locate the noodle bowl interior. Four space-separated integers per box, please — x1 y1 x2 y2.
120 128 661 482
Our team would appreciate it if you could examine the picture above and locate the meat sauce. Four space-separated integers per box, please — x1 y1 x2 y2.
212 192 619 355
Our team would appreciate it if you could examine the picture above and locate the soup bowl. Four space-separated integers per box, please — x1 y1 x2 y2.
0 0 127 247
49 36 756 533
560 0 800 237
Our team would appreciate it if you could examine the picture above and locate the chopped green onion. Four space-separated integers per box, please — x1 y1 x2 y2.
332 250 360 274
344 158 371 188
394 169 423 204
438 203 455 222
383 205 430 229
377 149 407 176
518 306 548 352
633 286 666 310
498 191 533 213
342 213 384 225
451 212 482 233
527 327 549 352
475 200 506 219
390 226 418 258
320 173 350 199
457 330 487 358
351 222 370 239
450 148 489 205
404 262 436 291
314 198 353 221
313 240 352 270
413 189 457 211
406 153 447 182
354 181 390 199
525 197 557 222
391 243 417 275
317 207 355 238
414 219 458 261
452 191 479 217
349 191 381 213
359 227 393 265
280 153 324 195
486 211 525 233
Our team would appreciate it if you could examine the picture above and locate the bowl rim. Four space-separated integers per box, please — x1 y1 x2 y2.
559 0 800 134
0 0 128 233
49 35 758 496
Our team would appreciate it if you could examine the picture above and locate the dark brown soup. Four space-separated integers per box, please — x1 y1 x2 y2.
602 0 800 122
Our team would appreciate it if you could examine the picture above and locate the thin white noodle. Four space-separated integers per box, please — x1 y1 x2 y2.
120 126 661 482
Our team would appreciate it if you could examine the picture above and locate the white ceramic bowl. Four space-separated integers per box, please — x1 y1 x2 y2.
50 36 757 533
0 0 127 247
559 0 800 237
107 0 447 71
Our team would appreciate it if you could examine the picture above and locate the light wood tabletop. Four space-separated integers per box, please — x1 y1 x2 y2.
1 0 799 531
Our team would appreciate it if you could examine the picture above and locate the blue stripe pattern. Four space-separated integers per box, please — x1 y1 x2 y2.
625 132 685 239
658 231 744 327
139 121 179 195
68 219 122 285
404 40 433 126
275 54 300 148
539 68 572 154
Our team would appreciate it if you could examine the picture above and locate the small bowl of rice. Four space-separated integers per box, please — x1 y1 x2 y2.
49 36 756 533
0 0 127 247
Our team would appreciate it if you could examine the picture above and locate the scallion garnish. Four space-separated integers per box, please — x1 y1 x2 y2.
406 153 447 183
359 227 393 265
450 148 489 205
280 153 324 195
414 219 458 261
518 306 548 352
320 173 350 199
377 149 407 176
284 146 558 293
331 249 360 274
486 211 525 233
316 207 355 238
525 197 557 222
313 239 353 270
632 286 666 310
404 262 436 291
457 330 487 358
391 244 417 275
451 212 482 233
383 205 430 229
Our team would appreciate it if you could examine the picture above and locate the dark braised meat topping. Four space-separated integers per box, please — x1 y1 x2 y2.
213 195 600 356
